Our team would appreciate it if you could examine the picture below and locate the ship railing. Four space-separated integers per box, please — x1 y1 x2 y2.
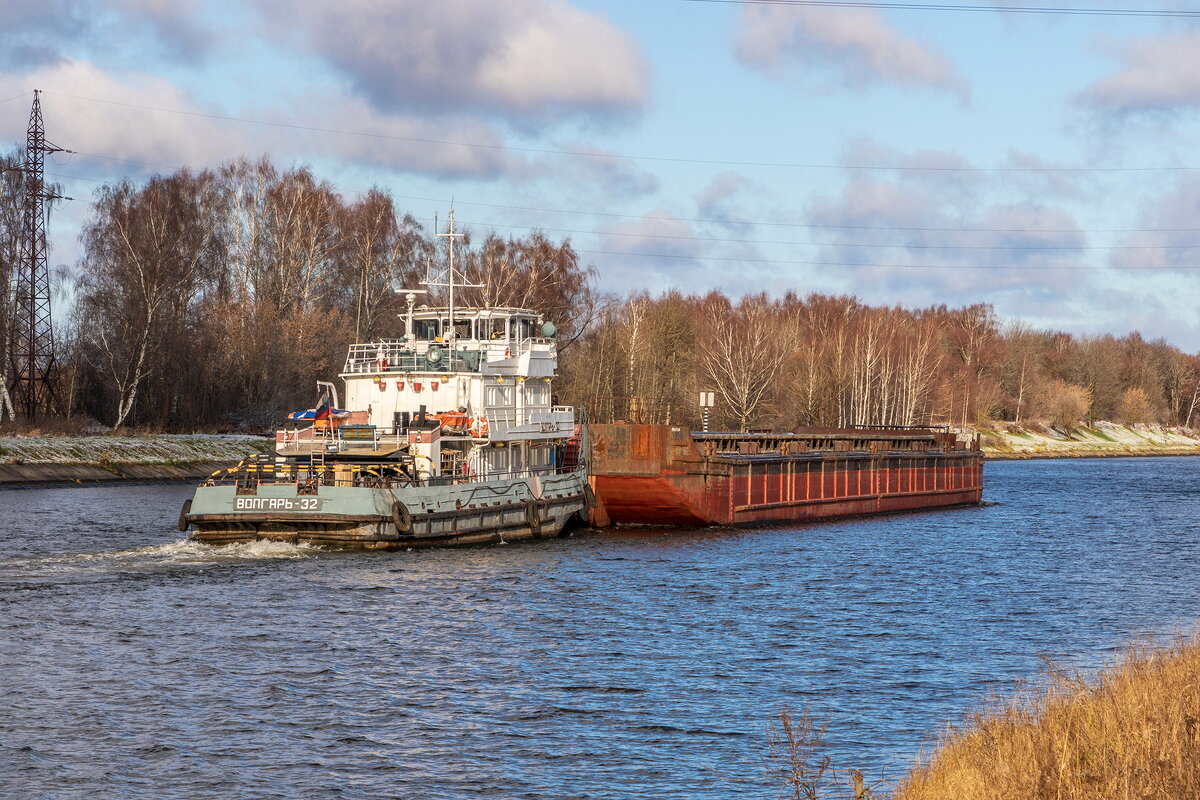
342 337 556 375
484 405 575 439
203 460 410 490
343 341 481 374
201 459 579 491
419 463 574 488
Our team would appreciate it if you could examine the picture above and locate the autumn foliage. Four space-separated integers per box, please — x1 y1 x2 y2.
4 156 1199 432
562 292 1200 433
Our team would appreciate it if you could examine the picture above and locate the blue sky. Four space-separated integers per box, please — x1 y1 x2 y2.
6 0 1200 348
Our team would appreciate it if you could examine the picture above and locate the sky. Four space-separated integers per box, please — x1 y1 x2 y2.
5 0 1200 348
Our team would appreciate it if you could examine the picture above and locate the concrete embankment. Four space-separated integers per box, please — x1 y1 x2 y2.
0 435 272 486
977 421 1200 460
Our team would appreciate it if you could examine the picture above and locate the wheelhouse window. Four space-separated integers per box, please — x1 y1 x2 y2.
414 319 440 341
442 319 472 340
509 317 534 340
485 317 507 339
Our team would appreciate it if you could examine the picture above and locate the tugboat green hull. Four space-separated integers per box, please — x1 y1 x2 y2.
186 471 590 549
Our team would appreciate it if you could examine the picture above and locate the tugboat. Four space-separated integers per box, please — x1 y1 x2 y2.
181 212 590 548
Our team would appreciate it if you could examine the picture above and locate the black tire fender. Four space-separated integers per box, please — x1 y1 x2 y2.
525 498 543 529
177 498 192 532
392 500 413 533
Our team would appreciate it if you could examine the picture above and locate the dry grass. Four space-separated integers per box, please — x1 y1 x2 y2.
893 637 1200 800
767 709 886 800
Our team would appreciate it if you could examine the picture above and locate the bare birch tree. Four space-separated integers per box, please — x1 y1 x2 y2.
77 171 220 428
701 293 781 431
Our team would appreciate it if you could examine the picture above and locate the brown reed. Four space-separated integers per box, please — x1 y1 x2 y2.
893 636 1200 800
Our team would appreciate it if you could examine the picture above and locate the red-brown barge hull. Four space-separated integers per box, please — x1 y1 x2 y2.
588 424 983 527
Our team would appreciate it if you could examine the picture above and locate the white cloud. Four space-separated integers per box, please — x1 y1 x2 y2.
695 172 753 226
257 0 649 124
1108 175 1200 272
735 5 966 97
0 0 89 68
516 144 657 200
1080 32 1200 115
0 0 214 67
0 61 534 182
804 174 1086 303
0 61 255 171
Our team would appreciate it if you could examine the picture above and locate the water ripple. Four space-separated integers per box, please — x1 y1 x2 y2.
1 460 1199 798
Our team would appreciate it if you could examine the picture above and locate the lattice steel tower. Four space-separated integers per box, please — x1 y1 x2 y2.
8 90 65 419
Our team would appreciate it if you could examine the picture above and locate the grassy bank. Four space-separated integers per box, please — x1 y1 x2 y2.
893 637 1200 800
0 433 272 466
771 637 1200 800
974 421 1200 459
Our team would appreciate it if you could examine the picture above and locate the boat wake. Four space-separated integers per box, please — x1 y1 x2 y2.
0 539 317 580
137 538 318 561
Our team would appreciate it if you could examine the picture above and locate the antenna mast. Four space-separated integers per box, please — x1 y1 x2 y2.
8 90 66 420
430 209 481 344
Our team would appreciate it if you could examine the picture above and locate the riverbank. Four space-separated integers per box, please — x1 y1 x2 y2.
3 424 1197 486
0 434 272 485
891 635 1200 800
975 421 1200 460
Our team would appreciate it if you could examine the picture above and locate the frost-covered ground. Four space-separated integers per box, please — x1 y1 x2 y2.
0 434 273 465
976 422 1200 458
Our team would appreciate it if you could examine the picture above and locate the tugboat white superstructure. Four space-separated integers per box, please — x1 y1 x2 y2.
182 211 590 548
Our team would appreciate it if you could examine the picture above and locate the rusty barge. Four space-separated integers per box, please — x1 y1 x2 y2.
587 424 983 527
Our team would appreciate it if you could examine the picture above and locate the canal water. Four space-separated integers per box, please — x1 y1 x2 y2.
1 457 1198 799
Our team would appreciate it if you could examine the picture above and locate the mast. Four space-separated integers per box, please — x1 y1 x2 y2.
430 209 481 344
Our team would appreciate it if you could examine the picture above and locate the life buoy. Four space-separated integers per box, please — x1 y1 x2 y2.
392 500 412 533
177 498 192 531
469 416 489 437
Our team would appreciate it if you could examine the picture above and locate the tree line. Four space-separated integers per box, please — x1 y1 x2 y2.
562 292 1200 432
1 155 1197 433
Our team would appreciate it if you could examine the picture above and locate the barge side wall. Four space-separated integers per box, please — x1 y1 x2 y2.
589 424 983 527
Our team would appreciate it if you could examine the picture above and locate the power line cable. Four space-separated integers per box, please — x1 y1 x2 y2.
683 0 1200 17
458 217 1200 251
37 172 1200 269
43 167 1200 244
395 194 1200 235
576 247 1200 270
42 90 1200 174
0 91 32 107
